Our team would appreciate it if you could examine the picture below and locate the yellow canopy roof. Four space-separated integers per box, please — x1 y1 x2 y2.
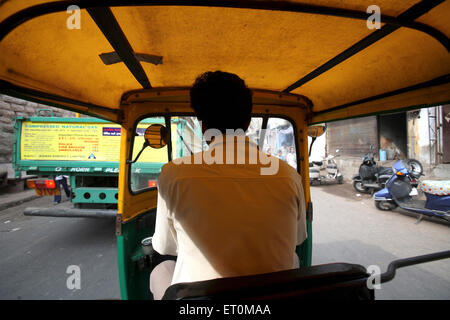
0 1 449 123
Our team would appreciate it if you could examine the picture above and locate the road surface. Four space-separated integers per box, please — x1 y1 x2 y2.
311 182 450 300
0 197 119 300
0 183 448 299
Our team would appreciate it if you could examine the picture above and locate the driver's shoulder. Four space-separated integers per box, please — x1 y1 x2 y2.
275 160 303 186
160 154 202 179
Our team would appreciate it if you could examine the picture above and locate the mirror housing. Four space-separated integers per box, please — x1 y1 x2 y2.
145 124 169 149
127 124 169 164
307 123 326 138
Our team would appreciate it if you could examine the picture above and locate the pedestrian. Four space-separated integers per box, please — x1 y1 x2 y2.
286 146 297 169
54 175 70 204
277 149 285 161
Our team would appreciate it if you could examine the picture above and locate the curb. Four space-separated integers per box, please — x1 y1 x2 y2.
0 194 38 211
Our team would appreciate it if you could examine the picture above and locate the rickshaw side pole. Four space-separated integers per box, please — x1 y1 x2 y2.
271 250 450 297
380 250 450 284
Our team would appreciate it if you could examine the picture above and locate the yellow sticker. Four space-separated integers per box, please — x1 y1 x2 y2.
20 121 175 163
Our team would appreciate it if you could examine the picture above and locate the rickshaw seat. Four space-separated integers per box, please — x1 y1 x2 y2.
162 263 374 300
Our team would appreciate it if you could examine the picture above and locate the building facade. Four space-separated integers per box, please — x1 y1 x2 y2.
324 105 450 180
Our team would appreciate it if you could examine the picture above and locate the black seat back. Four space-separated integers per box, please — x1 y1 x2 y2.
162 263 374 300
360 164 377 180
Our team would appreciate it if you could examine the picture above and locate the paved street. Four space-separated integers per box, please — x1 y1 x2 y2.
0 197 119 300
312 182 450 300
0 183 449 300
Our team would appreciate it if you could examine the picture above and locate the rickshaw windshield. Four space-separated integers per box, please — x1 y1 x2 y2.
129 115 299 193
0 0 449 302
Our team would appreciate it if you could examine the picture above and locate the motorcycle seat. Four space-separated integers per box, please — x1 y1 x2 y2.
420 180 450 196
377 167 393 176
312 161 323 167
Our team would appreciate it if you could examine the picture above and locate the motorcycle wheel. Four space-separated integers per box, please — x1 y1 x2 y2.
337 176 344 184
406 159 423 177
353 181 369 193
375 200 398 211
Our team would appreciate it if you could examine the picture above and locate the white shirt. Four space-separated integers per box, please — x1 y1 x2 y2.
152 136 307 285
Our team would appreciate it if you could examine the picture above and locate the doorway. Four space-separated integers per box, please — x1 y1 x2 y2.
378 112 407 160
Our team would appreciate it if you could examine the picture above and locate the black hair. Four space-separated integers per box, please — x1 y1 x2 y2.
190 71 253 133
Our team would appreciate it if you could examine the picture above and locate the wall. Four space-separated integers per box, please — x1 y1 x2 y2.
0 94 76 164
407 107 450 179
442 105 450 163
325 110 450 181
326 116 378 157
325 116 377 181
407 108 430 165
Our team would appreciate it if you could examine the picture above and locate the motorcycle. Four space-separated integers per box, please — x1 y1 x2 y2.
309 149 344 185
352 146 422 194
373 160 450 222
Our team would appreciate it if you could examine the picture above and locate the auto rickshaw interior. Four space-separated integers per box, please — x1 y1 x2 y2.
0 0 449 300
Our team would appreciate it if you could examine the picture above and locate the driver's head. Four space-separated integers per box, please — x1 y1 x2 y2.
190 71 253 134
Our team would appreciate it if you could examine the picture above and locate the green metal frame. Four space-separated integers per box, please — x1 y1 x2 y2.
72 187 118 204
117 211 155 300
297 221 313 267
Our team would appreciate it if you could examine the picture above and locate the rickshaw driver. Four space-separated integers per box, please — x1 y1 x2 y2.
149 71 307 299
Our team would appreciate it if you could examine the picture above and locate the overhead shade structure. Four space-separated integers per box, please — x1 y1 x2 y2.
0 0 449 123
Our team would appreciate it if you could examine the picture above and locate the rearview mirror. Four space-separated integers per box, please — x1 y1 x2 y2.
127 124 169 164
145 124 169 149
307 123 326 137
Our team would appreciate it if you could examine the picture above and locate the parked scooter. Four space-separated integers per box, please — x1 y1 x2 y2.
309 149 344 185
352 145 422 193
374 160 450 222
